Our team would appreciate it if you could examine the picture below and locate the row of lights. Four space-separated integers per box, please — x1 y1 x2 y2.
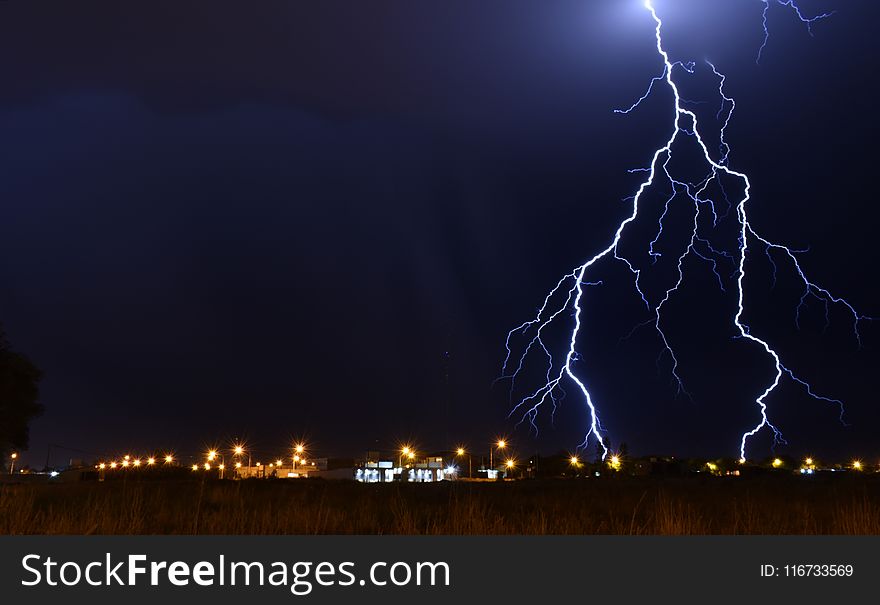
194 443 309 474
400 440 518 470
569 454 621 470
48 443 879 476
95 442 311 474
780 457 864 471
565 455 868 473
96 454 175 470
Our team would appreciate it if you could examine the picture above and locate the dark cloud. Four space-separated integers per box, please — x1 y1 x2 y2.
1 0 877 464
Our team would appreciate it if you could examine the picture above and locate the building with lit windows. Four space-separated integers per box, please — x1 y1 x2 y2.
355 455 458 483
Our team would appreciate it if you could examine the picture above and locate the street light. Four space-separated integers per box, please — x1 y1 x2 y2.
505 458 515 478
232 443 251 471
164 454 174 464
569 455 580 467
399 445 413 467
455 447 471 478
293 444 305 471
207 450 217 462
147 457 156 466
9 452 17 475
852 460 863 471
490 439 507 471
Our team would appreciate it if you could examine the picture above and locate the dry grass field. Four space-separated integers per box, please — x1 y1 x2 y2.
2 475 879 535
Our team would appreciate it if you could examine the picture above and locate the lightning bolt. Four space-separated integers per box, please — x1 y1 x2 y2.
501 0 870 461
757 0 835 64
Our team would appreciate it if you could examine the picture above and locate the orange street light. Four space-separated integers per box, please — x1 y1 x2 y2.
490 439 507 470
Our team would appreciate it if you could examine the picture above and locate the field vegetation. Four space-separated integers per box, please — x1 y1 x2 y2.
2 475 879 535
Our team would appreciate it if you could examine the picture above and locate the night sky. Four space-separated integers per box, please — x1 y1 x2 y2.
1 0 877 466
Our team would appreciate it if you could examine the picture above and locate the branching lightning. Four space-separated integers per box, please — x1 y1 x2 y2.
500 0 870 460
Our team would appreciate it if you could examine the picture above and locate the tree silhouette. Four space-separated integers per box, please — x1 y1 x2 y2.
0 324 43 457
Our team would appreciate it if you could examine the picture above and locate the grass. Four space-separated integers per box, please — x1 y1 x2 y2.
2 475 880 535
